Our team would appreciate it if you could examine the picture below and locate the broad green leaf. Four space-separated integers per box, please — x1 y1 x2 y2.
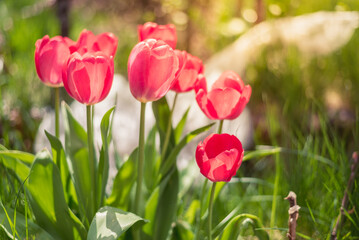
62 102 95 226
106 148 138 211
98 107 115 208
45 131 78 207
0 147 30 183
144 126 159 192
215 214 269 240
0 151 34 165
26 150 86 240
171 221 194 240
174 107 190 144
87 206 147 240
152 97 175 155
153 169 179 240
184 200 200 225
160 122 215 180
0 202 55 240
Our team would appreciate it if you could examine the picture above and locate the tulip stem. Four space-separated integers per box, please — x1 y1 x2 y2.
195 178 208 240
161 93 178 162
217 119 224 134
135 102 146 215
86 105 97 212
208 182 217 240
55 87 60 138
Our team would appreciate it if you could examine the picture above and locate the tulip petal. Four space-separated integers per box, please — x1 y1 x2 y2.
206 88 241 120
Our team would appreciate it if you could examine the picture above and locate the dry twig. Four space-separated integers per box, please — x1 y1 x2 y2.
285 191 300 240
330 152 359 240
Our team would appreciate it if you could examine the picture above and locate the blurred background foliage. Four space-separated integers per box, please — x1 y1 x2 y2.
1 0 359 238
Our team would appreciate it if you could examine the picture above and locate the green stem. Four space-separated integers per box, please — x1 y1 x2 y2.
270 154 280 228
55 87 60 138
135 102 146 214
195 178 209 240
86 105 97 211
161 93 178 161
217 120 224 134
208 182 217 240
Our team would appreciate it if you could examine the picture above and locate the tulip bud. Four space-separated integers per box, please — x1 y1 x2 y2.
63 52 114 105
171 51 203 93
138 22 177 49
128 39 179 103
34 35 74 87
195 71 251 120
196 134 244 182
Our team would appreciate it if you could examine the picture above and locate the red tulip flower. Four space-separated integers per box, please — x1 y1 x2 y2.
171 51 203 93
35 35 75 87
76 29 118 57
63 52 114 105
195 71 251 120
196 133 243 182
138 22 177 49
128 39 179 103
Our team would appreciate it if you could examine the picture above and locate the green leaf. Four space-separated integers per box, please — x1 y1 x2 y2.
106 148 138 211
174 107 190 144
215 214 269 240
45 131 78 207
144 126 159 192
62 102 95 226
160 122 215 180
0 146 30 183
0 151 34 165
172 221 194 240
153 169 179 240
26 150 86 240
87 206 147 240
184 200 200 225
152 97 175 154
98 107 115 208
0 202 55 240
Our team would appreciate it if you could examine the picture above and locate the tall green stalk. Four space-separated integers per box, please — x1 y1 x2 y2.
134 102 146 214
55 87 60 138
208 182 217 240
161 93 178 161
270 153 280 228
86 105 97 211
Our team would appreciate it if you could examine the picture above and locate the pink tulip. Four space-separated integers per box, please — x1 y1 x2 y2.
171 51 203 93
75 29 118 57
196 133 243 182
34 35 74 87
195 71 251 120
138 22 177 49
128 39 179 103
63 52 114 105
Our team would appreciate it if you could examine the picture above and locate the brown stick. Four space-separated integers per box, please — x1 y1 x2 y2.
285 191 300 240
330 152 359 240
56 0 70 37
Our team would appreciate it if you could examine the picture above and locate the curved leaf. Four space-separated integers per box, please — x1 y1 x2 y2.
87 206 147 240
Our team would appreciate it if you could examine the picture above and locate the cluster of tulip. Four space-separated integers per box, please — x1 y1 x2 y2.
34 22 251 239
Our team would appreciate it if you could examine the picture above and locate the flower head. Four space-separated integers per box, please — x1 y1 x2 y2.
195 71 251 120
196 133 243 182
138 22 177 49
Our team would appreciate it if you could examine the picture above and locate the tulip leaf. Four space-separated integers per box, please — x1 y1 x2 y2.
172 221 195 240
215 214 269 240
26 150 87 240
159 122 215 179
144 126 159 192
154 169 179 240
174 107 190 144
106 148 138 211
0 150 34 165
152 97 175 156
87 206 148 240
0 145 30 183
184 200 200 225
98 106 115 208
45 130 78 208
62 102 96 226
0 201 55 240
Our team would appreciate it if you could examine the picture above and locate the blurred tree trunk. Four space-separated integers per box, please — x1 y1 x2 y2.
56 0 70 37
255 0 265 24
